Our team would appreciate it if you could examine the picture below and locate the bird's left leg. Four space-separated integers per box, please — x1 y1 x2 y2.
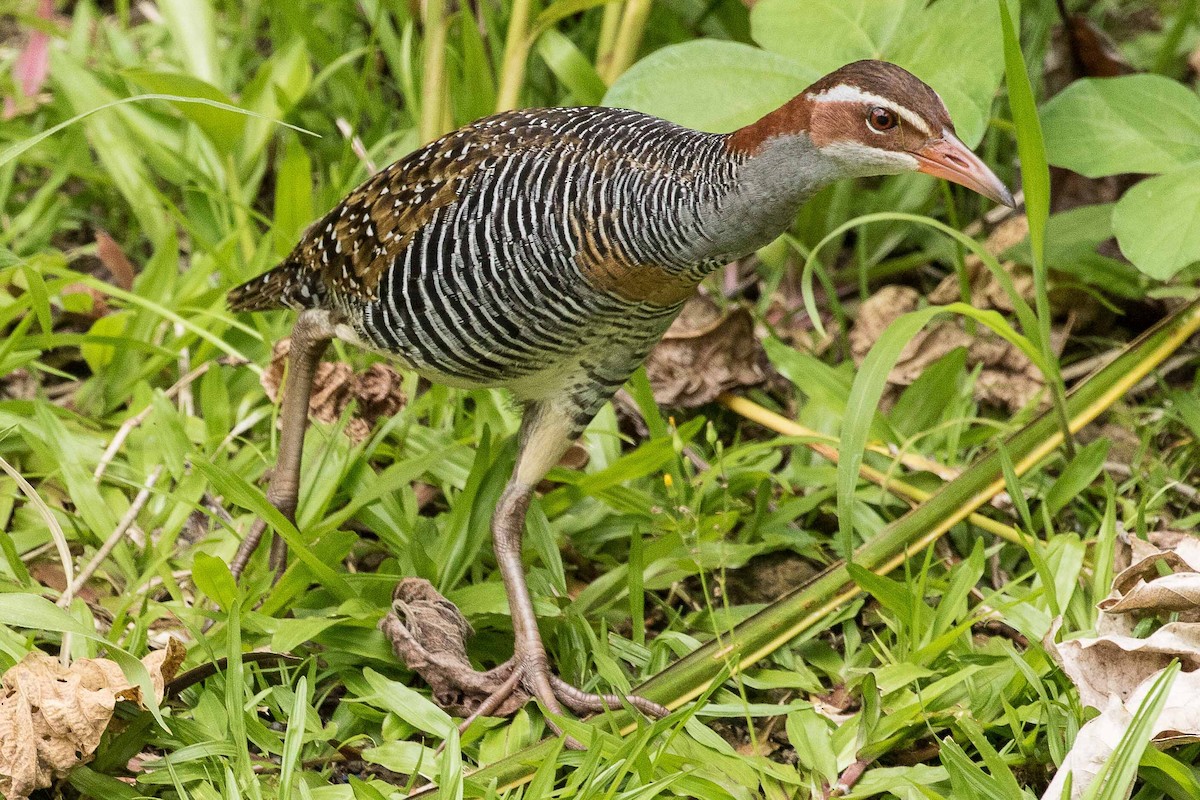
488 400 670 720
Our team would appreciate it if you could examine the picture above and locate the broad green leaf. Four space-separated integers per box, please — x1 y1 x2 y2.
361 667 455 738
1081 663 1179 800
750 0 1005 145
1041 75 1200 177
192 551 239 610
886 0 1007 147
1037 204 1143 299
751 0 907 76
604 40 815 132
1112 163 1200 280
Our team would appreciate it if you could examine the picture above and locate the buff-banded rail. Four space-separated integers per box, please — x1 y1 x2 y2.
228 59 1014 733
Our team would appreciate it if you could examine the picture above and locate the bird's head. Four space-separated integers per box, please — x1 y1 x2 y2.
729 60 1014 207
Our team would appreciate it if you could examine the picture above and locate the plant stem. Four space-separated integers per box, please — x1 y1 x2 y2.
602 0 651 84
495 0 535 111
718 394 1024 545
419 0 450 142
595 1 624 83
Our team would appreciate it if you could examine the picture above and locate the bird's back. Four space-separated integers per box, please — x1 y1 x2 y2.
230 106 738 401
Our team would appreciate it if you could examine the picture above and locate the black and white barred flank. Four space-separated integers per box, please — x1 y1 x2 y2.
231 107 747 420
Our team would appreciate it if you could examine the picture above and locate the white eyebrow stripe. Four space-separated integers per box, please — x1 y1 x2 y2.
807 84 933 137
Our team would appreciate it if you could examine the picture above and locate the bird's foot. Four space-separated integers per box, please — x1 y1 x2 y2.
378 578 529 716
379 578 669 743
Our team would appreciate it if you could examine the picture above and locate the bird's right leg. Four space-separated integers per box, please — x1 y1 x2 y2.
230 310 333 580
380 401 669 739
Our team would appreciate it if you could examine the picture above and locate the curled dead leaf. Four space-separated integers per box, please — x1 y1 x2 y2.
263 339 406 442
1099 530 1200 625
0 639 184 799
644 295 770 407
1046 620 1200 710
1043 531 1200 798
1041 665 1200 800
378 578 527 716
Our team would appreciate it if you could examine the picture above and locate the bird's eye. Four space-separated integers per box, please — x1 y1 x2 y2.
867 106 898 132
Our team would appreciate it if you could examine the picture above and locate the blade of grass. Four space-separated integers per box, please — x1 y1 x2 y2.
998 0 1075 457
411 296 1200 797
1083 663 1179 800
601 0 651 83
836 302 1045 558
594 1 624 81
420 0 451 141
0 94 317 170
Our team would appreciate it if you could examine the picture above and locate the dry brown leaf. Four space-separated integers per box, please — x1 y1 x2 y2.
810 684 858 724
1102 574 1200 615
0 640 184 799
1046 621 1200 709
850 284 1044 411
379 578 527 716
1041 666 1200 800
852 215 1102 411
927 215 1099 324
644 295 770 407
263 339 406 442
95 231 137 291
927 216 1035 311
1099 530 1200 626
1043 529 1200 798
60 283 113 321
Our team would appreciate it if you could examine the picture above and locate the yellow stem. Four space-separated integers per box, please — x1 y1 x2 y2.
595 1 624 84
419 0 450 142
602 0 651 84
495 0 534 111
717 394 1024 546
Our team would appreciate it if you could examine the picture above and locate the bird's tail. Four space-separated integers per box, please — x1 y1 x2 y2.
227 258 320 312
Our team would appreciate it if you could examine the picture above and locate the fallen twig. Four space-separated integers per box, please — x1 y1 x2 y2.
62 465 164 605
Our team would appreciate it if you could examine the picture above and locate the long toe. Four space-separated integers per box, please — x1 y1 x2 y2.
548 674 671 718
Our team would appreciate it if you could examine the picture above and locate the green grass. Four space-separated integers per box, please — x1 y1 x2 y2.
1 0 1200 798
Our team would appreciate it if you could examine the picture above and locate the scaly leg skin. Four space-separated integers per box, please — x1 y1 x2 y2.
460 402 670 741
380 401 670 746
229 310 333 581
